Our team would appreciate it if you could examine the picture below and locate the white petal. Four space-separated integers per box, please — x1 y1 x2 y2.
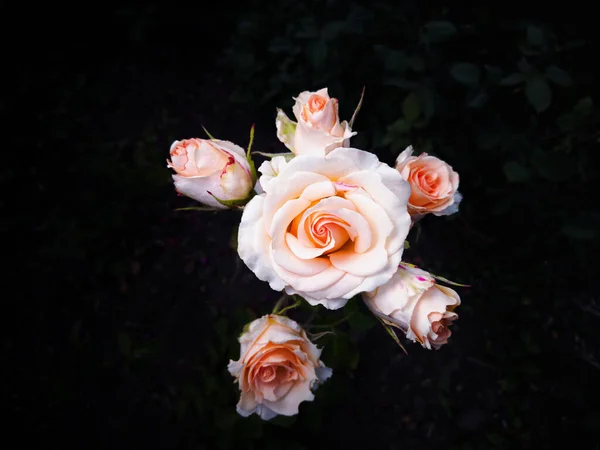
172 174 226 209
395 145 414 166
263 380 315 417
238 195 286 292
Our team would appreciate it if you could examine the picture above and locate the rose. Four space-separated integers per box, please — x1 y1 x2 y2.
228 314 332 420
363 263 461 349
276 88 356 156
395 146 462 218
237 147 412 310
167 138 253 208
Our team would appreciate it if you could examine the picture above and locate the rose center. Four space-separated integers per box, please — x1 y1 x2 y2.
307 94 327 112
306 213 350 254
258 365 277 382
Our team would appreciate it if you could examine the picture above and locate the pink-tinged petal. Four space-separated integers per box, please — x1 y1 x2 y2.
219 155 253 200
293 119 354 156
343 248 402 298
172 174 226 209
262 379 315 417
286 233 328 259
329 245 388 277
410 285 460 345
299 180 337 202
274 261 346 293
192 140 230 176
270 200 332 276
299 272 364 302
236 391 259 417
395 145 414 166
211 139 248 160
263 171 330 226
326 147 383 172
237 195 286 292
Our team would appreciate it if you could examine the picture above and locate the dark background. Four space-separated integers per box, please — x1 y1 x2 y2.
5 1 600 449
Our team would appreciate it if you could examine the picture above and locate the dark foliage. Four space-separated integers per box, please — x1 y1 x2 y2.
4 1 599 449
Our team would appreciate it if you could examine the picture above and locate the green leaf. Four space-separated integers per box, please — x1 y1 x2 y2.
402 92 421 123
499 73 526 86
545 65 572 87
423 21 456 43
275 108 297 151
561 226 597 240
526 25 544 47
503 160 531 183
466 89 488 109
376 317 407 354
573 97 593 116
450 63 481 86
525 75 552 112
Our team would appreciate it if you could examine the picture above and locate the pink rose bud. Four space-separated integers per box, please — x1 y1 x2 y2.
395 146 462 220
167 138 253 208
363 263 461 350
228 314 332 420
276 88 356 156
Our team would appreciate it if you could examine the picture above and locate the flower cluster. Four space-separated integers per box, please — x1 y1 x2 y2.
168 87 466 420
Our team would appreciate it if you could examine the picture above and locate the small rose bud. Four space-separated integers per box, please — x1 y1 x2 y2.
167 138 253 208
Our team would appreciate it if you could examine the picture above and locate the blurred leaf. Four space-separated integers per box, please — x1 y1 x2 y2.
321 20 347 40
526 25 544 47
545 65 572 87
382 77 418 90
499 73 526 86
308 40 327 69
530 148 577 181
322 332 359 370
423 21 456 43
517 59 532 74
561 226 597 240
402 92 422 123
384 50 408 73
118 331 132 357
466 89 488 109
417 87 436 120
347 308 376 333
503 161 531 183
451 63 481 86
525 75 552 112
573 96 593 116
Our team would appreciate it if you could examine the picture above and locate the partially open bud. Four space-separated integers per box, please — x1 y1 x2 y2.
276 88 356 156
167 138 253 208
363 263 461 350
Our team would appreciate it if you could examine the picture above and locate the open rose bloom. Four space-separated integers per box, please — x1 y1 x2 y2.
363 263 461 349
228 315 332 420
167 138 253 208
276 88 356 156
238 147 412 310
395 146 462 220
168 86 468 421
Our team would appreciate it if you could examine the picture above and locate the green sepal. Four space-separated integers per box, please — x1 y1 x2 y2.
349 86 366 129
202 126 217 140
